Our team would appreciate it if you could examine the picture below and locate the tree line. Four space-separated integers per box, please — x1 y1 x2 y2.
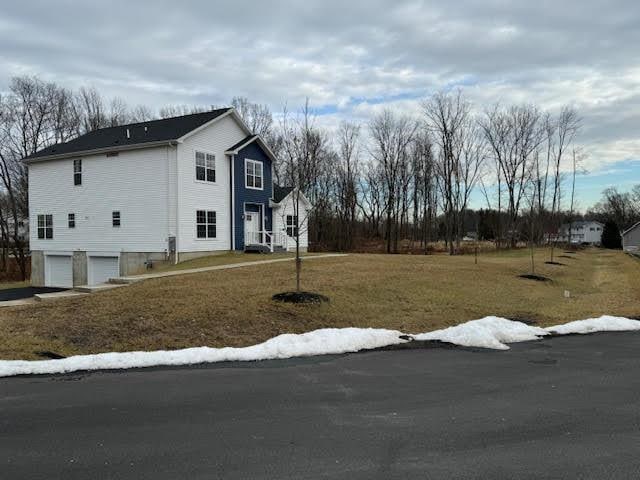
2 75 635 280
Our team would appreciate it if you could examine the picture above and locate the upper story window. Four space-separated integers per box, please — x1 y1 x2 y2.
68 213 75 229
112 211 121 227
245 159 263 190
196 151 216 182
286 215 298 238
37 214 53 239
196 210 216 239
73 159 82 185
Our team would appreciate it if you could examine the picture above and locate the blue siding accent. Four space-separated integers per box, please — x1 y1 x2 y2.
232 142 273 250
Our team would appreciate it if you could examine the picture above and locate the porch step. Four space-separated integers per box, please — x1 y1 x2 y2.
244 244 288 254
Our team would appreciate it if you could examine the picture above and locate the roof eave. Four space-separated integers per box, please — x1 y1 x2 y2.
224 135 278 164
22 140 180 164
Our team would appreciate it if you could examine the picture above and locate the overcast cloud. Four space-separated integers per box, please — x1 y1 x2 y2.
1 0 638 200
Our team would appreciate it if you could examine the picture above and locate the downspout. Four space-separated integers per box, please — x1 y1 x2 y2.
174 144 180 264
230 154 235 251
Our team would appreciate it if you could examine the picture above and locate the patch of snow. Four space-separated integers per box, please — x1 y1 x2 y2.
1 316 639 378
413 316 549 350
545 315 640 335
0 328 406 378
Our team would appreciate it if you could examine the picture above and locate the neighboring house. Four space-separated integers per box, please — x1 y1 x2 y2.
23 108 310 288
622 222 640 253
556 221 604 245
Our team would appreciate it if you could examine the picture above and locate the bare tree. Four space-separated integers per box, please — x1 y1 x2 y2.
335 121 361 250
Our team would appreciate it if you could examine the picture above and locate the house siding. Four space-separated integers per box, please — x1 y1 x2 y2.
176 114 247 253
272 194 310 251
623 224 640 252
28 145 173 253
232 142 273 250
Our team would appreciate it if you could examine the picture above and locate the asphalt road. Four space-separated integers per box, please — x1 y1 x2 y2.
0 286 66 301
2 332 640 479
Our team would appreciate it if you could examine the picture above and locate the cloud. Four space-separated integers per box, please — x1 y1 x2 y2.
0 0 638 179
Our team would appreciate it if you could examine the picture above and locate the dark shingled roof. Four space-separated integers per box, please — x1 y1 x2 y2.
273 185 293 203
25 108 232 160
226 134 258 152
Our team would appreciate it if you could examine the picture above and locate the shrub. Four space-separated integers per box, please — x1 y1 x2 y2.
601 220 622 249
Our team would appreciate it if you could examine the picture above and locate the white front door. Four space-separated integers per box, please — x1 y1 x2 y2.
245 211 260 245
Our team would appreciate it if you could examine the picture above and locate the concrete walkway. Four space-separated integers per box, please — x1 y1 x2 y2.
111 253 348 284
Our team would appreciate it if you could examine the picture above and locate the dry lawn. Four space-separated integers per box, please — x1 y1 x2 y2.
0 248 638 360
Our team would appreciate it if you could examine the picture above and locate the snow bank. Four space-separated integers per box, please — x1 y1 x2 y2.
545 315 640 335
0 328 406 378
1 316 639 378
413 316 549 350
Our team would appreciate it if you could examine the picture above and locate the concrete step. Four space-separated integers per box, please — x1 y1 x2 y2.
35 290 89 302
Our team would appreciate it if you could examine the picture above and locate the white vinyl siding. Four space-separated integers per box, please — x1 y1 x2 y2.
273 194 309 251
29 146 173 252
176 114 246 252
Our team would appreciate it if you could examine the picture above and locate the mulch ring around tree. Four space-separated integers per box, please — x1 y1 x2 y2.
518 274 551 282
272 291 330 304
545 261 566 266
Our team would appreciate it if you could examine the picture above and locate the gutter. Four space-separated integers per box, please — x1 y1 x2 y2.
22 140 181 164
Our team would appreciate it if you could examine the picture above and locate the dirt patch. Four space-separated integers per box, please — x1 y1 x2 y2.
558 255 576 260
545 261 566 266
272 291 330 304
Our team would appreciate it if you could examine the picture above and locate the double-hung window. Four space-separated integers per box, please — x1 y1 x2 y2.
196 210 216 239
37 214 53 239
112 211 121 227
245 159 263 189
196 151 216 182
68 213 75 228
73 159 82 185
286 215 298 238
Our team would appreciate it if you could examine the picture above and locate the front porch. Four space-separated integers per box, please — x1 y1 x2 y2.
244 230 289 253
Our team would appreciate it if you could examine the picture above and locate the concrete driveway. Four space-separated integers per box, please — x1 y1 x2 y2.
2 332 640 479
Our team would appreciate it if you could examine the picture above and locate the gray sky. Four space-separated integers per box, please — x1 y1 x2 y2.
1 0 639 207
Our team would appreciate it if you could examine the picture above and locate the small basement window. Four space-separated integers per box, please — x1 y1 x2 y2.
286 215 298 238
112 211 121 227
245 159 263 189
73 159 82 185
196 151 216 182
68 213 75 228
37 214 53 239
196 210 216 239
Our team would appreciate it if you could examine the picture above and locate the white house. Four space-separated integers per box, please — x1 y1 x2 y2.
622 222 640 253
556 220 604 245
24 108 310 288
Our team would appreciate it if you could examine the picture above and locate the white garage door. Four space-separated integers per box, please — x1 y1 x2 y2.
88 256 120 285
46 255 73 288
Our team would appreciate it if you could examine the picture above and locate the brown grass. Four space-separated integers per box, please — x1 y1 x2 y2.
0 248 638 360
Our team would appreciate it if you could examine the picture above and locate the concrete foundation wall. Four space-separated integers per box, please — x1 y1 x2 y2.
72 251 88 286
120 252 169 276
31 251 44 287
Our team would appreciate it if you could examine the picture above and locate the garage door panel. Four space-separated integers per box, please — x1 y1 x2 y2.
46 255 73 288
89 257 120 285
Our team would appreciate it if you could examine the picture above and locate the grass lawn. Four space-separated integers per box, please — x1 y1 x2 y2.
0 248 638 360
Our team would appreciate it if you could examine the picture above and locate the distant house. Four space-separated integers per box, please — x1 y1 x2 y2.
556 221 603 245
622 222 640 253
23 108 310 288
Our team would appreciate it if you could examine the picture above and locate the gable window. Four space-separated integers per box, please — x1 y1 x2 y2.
196 151 216 182
73 159 82 185
68 213 75 229
37 214 53 239
286 215 298 238
245 159 263 190
112 211 121 227
196 210 216 239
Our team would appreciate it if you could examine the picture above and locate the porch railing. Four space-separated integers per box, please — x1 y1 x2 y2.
246 230 289 252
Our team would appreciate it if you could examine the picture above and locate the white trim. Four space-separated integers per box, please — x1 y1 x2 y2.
23 140 179 164
230 154 235 250
244 158 264 191
194 148 217 184
622 221 640 236
178 109 251 142
224 134 279 165
271 189 312 208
